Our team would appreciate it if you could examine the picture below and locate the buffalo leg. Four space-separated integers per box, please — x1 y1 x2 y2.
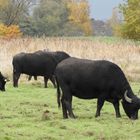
13 73 21 87
28 75 32 81
61 97 75 119
28 76 37 81
113 100 121 118
64 96 75 119
50 75 56 88
61 96 68 119
95 98 105 117
44 77 49 88
34 76 37 80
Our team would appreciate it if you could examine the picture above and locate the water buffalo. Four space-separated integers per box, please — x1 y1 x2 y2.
0 72 7 91
55 57 140 120
12 51 70 88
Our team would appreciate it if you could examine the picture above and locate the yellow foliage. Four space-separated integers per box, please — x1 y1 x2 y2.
67 1 93 35
0 23 22 39
0 0 9 7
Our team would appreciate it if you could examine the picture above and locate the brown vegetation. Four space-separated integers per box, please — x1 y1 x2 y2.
0 37 140 81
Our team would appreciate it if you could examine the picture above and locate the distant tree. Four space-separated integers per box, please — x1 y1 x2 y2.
67 0 93 35
30 0 68 36
28 0 83 36
91 19 112 36
0 0 93 36
108 7 123 37
0 0 8 7
120 0 140 40
0 0 35 26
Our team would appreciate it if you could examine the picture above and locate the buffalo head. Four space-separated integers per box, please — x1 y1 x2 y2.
122 90 140 120
0 72 8 91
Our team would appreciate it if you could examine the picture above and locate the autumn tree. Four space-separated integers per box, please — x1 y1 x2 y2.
67 0 93 35
108 7 123 36
0 0 9 7
25 0 83 36
0 23 22 38
120 0 140 40
0 0 34 38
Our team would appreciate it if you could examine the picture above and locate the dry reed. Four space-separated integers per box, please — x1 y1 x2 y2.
0 37 140 82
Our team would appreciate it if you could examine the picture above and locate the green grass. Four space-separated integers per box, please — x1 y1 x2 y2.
0 82 140 140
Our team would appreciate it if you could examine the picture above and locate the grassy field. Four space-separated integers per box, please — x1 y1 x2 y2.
0 81 140 140
0 37 140 139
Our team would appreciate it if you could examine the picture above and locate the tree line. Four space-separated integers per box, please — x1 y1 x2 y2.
0 0 93 37
0 0 139 40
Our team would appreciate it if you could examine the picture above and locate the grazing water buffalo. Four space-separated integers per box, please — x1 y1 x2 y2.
55 57 140 120
12 51 70 88
0 72 7 91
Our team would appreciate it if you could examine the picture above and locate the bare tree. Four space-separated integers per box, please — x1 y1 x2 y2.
0 0 36 26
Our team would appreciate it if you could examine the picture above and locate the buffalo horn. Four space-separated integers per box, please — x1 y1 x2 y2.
124 90 132 103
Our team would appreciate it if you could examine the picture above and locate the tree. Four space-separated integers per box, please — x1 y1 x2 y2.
28 0 82 36
0 23 22 38
0 0 9 7
31 0 68 36
67 0 93 35
0 0 35 26
91 19 112 36
120 0 140 40
108 7 123 37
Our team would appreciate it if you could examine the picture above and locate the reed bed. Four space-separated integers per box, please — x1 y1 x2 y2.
0 37 140 81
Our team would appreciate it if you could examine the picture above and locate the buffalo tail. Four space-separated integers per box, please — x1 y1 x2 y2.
55 76 61 108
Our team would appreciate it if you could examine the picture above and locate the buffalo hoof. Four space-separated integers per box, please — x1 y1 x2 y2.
63 117 68 119
116 115 121 118
95 113 100 118
69 115 76 119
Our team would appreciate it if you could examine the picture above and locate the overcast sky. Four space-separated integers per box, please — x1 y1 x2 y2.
88 0 124 20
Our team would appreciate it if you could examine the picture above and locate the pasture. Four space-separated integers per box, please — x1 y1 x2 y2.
0 82 140 140
0 37 140 140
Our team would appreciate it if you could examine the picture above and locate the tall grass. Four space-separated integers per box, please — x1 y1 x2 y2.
0 37 140 81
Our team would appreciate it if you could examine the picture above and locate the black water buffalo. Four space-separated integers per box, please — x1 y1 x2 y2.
0 72 7 91
55 57 140 120
12 51 70 88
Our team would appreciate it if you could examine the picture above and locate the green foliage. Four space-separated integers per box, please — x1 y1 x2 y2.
120 0 140 40
0 82 140 139
0 0 92 36
25 0 82 36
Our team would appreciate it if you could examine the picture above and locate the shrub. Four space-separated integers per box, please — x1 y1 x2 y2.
0 23 22 39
